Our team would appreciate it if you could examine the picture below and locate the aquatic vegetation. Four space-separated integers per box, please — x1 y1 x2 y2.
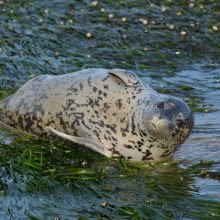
0 126 220 219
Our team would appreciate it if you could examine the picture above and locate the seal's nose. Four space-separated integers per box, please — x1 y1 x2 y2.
176 119 184 128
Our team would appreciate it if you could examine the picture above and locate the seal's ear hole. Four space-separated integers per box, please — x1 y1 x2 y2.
176 119 184 128
157 102 164 110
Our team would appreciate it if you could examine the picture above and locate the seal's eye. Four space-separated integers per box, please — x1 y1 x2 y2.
176 119 184 128
157 102 164 109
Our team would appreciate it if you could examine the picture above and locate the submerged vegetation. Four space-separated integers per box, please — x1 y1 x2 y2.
0 0 220 219
1 126 220 219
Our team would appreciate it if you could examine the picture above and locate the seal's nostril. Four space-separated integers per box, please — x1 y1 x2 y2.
157 102 164 109
176 119 183 128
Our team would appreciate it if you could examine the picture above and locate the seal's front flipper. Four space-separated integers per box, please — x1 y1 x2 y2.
45 127 111 157
108 69 141 87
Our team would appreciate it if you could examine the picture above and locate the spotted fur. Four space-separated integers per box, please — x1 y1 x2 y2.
0 68 194 162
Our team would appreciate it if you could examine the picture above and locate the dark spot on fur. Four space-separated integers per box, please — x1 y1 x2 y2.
24 115 34 132
71 112 91 130
59 117 67 130
124 144 133 149
111 136 118 141
102 75 109 82
87 77 92 87
92 129 102 142
115 99 122 110
129 140 135 144
112 149 125 159
98 90 102 95
148 137 157 142
94 100 100 107
120 117 125 123
142 150 153 161
112 143 116 147
137 141 144 146
106 130 111 135
62 99 75 111
136 88 143 94
33 104 45 116
79 83 83 90
87 98 94 108
106 124 117 134
131 113 136 134
36 123 44 133
104 103 110 109
139 129 147 137
18 115 24 130
67 87 78 93
161 149 171 158
120 122 129 137
132 131 137 136
15 98 25 112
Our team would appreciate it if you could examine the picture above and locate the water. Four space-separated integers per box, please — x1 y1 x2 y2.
171 66 220 204
172 66 220 166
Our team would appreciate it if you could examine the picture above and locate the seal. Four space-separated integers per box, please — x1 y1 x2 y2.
0 68 194 162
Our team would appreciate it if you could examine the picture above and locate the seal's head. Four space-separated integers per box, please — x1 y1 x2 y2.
144 95 194 151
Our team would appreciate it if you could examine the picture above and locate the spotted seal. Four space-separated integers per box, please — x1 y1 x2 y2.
0 68 194 162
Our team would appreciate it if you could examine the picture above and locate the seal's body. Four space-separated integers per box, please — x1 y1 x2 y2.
0 69 194 162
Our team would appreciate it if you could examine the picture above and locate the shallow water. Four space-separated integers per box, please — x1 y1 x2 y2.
170 67 220 204
170 67 220 165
